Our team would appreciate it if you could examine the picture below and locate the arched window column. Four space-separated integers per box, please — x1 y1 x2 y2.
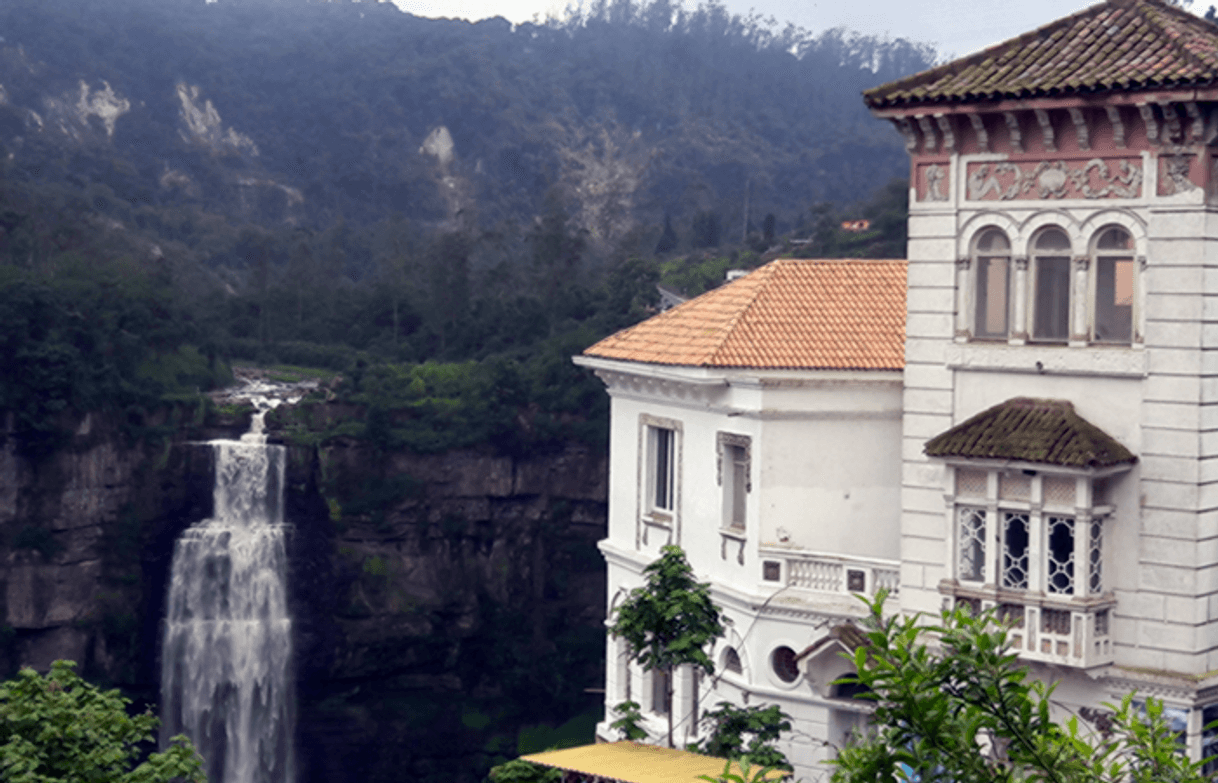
1011 256 1029 343
1071 256 1091 345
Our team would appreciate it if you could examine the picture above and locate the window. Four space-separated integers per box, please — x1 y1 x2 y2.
1092 226 1134 344
771 646 800 684
652 668 669 715
722 647 743 675
1031 228 1072 342
973 228 1011 338
718 433 750 531
640 416 681 530
953 469 1108 598
650 426 675 513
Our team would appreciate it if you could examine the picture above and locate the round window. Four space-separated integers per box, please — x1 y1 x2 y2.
771 646 799 683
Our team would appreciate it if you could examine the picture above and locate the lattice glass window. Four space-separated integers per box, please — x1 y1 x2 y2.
1002 512 1030 589
956 469 987 498
999 472 1031 501
958 507 986 582
1044 476 1076 506
1089 520 1103 593
1046 516 1075 595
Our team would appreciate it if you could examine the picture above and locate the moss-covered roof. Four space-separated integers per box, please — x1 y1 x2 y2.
924 398 1136 468
865 0 1218 109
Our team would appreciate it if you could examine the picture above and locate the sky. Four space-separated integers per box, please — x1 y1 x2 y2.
390 0 1108 61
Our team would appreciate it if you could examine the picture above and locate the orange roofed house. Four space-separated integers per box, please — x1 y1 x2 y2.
575 0 1218 777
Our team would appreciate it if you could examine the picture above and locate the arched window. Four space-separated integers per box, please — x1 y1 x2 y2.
722 647 742 675
1031 227 1072 342
973 228 1010 339
1091 226 1135 344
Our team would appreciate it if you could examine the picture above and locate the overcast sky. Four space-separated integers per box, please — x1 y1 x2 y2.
391 0 1114 60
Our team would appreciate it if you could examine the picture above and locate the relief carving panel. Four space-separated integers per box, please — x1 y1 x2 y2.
965 158 1142 201
916 162 948 202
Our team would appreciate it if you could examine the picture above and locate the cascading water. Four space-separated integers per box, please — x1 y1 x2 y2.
161 398 295 783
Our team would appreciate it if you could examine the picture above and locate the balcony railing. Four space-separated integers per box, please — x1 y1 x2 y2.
759 547 900 598
946 583 1114 668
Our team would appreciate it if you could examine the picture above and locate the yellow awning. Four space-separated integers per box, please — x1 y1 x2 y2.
520 742 788 783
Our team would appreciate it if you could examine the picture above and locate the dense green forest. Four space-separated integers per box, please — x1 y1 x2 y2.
0 0 926 456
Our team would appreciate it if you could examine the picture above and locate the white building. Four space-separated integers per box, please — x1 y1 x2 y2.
575 0 1218 778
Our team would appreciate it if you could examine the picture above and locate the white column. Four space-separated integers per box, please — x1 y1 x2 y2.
956 257 971 341
1070 256 1090 345
1010 257 1029 344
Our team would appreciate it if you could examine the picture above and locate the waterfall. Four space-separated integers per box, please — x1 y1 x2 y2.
161 404 295 783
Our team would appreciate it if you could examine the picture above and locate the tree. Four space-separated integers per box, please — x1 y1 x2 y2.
610 545 725 748
0 660 205 783
832 596 1211 783
691 702 793 771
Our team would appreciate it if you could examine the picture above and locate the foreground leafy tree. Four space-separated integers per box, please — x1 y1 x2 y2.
691 702 793 771
610 545 725 748
0 660 205 783
833 596 1209 783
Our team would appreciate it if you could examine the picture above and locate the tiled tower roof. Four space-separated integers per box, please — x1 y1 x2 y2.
925 397 1136 468
865 0 1218 109
583 258 906 371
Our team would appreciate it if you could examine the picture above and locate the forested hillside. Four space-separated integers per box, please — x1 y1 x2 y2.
0 0 930 455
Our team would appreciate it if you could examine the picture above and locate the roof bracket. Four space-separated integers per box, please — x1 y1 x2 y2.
1185 101 1204 144
969 114 990 153
1067 107 1090 151
917 115 938 154
935 114 956 154
1138 104 1159 145
894 117 918 153
1003 112 1024 154
1106 106 1126 149
1159 102 1182 144
1034 109 1056 152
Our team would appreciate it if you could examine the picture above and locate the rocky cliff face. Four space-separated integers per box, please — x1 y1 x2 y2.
0 404 608 783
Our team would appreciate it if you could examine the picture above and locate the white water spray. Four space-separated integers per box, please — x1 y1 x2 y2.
161 397 295 783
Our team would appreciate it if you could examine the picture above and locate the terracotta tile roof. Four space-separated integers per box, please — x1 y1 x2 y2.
864 0 1218 109
925 397 1136 468
583 259 907 371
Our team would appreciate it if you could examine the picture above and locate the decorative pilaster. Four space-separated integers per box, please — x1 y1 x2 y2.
1010 257 1029 343
1071 256 1090 344
955 257 972 340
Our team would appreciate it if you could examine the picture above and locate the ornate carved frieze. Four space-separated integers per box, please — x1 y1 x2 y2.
916 162 949 202
895 117 918 153
1158 153 1197 196
965 158 1142 201
595 369 724 404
